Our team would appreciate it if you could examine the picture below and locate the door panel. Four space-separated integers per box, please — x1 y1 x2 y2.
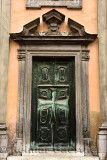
55 63 69 85
37 62 54 85
31 57 76 150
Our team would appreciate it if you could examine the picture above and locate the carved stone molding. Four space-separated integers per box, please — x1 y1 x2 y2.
26 0 82 9
43 9 65 24
17 55 26 61
82 52 90 61
10 9 97 44
18 49 26 54
43 9 65 36
68 18 97 39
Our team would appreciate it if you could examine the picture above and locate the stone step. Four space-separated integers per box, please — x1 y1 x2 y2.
7 155 99 160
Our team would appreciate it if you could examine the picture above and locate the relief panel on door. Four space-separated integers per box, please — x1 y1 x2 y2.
38 63 54 85
55 63 69 85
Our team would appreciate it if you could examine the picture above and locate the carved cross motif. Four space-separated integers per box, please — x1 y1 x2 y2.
38 90 68 123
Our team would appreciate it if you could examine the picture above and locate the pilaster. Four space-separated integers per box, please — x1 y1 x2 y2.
98 0 107 125
0 0 10 159
81 51 92 156
98 0 107 159
13 49 26 156
0 0 10 123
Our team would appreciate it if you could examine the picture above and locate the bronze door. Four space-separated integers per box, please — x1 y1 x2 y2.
31 57 76 151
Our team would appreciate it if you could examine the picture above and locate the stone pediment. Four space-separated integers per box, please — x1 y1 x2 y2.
10 18 40 39
68 18 89 36
10 9 97 44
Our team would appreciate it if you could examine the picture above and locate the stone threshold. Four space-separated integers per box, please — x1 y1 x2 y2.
7 155 99 160
22 151 84 156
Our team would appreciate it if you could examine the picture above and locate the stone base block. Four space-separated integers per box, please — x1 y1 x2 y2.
0 124 8 159
84 138 92 156
97 123 107 160
0 152 8 159
13 138 23 156
7 155 99 160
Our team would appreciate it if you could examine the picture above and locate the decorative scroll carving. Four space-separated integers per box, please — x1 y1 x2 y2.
17 54 26 61
82 52 90 61
26 0 82 9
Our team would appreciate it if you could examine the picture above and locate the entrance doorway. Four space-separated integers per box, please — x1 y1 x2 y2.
31 57 76 151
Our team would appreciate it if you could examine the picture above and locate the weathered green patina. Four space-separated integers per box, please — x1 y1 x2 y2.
31 57 76 151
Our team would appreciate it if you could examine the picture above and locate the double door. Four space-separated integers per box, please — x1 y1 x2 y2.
31 57 76 150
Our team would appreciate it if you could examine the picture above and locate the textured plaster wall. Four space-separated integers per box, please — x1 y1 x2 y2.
88 40 101 146
6 0 100 146
0 0 10 123
98 0 107 124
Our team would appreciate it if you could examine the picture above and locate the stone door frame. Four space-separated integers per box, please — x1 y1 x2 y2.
16 44 90 155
